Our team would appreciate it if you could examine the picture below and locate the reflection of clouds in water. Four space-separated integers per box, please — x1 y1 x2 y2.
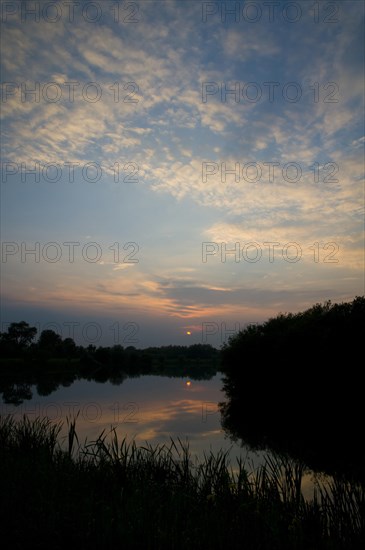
0 374 265 472
111 398 222 452
302 473 318 502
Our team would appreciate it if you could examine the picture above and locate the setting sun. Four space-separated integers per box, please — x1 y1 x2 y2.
0 2 363 546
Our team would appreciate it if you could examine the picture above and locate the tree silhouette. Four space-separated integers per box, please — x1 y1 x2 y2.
6 321 37 348
219 296 365 481
38 329 63 351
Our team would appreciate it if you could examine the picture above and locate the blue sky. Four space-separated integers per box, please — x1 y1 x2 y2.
1 0 364 347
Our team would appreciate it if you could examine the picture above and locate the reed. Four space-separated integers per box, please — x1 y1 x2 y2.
0 414 363 549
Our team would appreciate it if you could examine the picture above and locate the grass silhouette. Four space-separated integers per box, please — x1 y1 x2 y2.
0 414 364 549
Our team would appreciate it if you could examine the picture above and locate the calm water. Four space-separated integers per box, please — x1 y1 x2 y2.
0 374 254 461
1 372 320 496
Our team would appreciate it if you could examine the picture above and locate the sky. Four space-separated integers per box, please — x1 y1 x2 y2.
0 0 364 348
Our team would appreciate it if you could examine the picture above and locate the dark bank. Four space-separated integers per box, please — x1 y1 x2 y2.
1 297 364 548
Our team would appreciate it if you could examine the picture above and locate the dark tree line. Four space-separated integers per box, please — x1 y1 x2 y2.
0 323 219 403
219 296 365 481
0 323 218 368
0 322 78 362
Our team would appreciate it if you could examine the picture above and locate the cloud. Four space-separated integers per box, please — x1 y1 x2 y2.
1 1 363 342
220 27 281 60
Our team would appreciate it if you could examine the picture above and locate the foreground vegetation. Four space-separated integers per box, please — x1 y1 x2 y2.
220 296 365 482
0 415 364 549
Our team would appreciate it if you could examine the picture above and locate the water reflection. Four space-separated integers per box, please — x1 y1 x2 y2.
5 366 358 485
219 371 365 483
1 374 266 470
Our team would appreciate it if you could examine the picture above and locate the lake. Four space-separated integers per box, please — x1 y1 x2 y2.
0 373 257 461
0 371 337 498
